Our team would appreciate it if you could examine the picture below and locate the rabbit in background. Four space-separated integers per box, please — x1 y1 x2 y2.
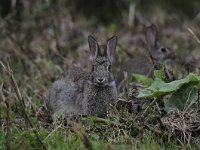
145 24 175 69
116 24 176 90
48 35 118 121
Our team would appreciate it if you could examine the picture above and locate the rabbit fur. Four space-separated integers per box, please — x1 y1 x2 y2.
116 24 176 87
48 35 118 120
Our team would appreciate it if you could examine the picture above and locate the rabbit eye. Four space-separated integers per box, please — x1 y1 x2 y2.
107 65 111 72
160 47 168 53
92 65 94 71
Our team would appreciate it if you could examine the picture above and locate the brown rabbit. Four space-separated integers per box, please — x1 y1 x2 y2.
48 35 118 121
116 24 176 89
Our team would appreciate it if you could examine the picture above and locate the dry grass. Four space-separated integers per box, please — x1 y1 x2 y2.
0 1 200 149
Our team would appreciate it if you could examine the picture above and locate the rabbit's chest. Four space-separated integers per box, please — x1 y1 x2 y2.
83 85 117 116
86 87 116 101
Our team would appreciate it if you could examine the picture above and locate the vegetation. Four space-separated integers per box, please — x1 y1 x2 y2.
0 0 200 149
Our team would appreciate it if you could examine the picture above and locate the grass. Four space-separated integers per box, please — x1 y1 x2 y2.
0 122 177 150
0 59 196 149
0 1 200 149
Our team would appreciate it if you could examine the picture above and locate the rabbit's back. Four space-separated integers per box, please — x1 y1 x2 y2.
116 52 153 85
117 24 175 87
48 35 118 119
48 68 88 119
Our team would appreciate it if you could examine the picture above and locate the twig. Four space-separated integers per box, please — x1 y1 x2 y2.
146 64 155 77
5 94 11 150
128 2 135 28
23 92 37 114
82 117 118 126
1 18 37 69
0 82 3 125
51 14 61 53
188 28 200 47
144 124 169 137
5 30 30 60
155 102 162 115
145 46 158 70
0 61 47 150
141 98 159 118
44 0 61 53
198 91 200 108
184 86 197 112
118 43 133 58
43 124 63 141
4 29 37 70
0 10 19 29
41 1 66 61
71 122 93 150
117 71 129 95
1 85 11 150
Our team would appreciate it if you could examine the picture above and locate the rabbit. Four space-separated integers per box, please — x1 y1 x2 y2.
48 35 118 120
116 24 176 89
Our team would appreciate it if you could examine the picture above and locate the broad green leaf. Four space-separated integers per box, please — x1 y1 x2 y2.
154 66 168 81
154 61 174 82
164 83 198 112
154 69 164 80
132 73 153 86
138 73 200 98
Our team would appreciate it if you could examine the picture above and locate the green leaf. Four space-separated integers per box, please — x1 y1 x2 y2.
154 66 167 81
132 73 153 86
138 73 200 98
164 83 198 112
153 62 173 82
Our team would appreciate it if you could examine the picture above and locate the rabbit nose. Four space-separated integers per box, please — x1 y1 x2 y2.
97 78 105 82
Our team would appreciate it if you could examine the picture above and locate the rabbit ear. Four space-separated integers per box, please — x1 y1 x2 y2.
106 36 117 63
145 24 158 49
88 35 99 58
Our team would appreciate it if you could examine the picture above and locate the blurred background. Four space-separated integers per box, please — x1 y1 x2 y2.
0 0 200 91
0 1 200 149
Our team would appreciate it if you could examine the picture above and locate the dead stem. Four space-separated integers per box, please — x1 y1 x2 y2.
141 98 159 118
118 43 134 58
5 94 11 150
44 0 62 55
71 122 93 150
1 84 11 150
0 82 3 125
0 61 47 150
188 28 200 47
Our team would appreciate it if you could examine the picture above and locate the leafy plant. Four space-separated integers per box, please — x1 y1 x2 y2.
138 70 200 112
164 83 198 112
132 66 169 86
132 73 153 86
138 73 200 98
153 66 170 82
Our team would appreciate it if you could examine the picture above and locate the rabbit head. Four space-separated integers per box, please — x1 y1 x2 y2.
88 35 117 87
116 24 176 91
145 24 175 68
